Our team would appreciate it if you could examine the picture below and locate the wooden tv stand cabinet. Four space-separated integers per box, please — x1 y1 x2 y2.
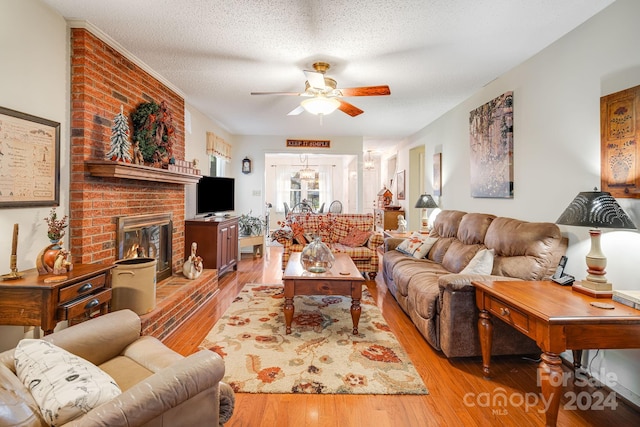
473 280 640 427
185 216 238 277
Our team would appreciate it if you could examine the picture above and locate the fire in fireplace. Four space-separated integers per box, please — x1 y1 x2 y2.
116 213 173 281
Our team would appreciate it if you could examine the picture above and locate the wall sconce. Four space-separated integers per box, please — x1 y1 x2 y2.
242 157 252 174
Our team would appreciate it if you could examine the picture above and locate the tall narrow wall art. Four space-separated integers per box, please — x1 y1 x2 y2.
600 84 640 198
469 91 514 198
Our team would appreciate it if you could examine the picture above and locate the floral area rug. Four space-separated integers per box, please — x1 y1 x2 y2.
200 283 428 395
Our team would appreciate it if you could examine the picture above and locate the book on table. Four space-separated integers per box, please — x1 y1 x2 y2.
612 290 640 310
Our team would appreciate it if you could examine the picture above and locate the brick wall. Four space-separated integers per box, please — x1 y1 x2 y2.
70 28 186 272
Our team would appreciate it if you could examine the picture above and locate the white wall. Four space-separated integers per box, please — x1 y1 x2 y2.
397 0 640 405
0 0 69 349
184 103 234 220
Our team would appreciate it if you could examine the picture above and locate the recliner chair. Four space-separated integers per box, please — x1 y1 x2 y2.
0 309 232 427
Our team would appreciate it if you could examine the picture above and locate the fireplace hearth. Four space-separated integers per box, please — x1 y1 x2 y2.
116 213 173 282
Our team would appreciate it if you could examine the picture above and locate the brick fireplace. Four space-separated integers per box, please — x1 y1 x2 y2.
69 28 186 272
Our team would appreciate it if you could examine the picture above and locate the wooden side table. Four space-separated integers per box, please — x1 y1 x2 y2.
473 280 640 427
0 263 115 334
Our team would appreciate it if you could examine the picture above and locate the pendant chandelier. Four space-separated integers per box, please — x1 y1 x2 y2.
364 150 375 170
299 154 315 181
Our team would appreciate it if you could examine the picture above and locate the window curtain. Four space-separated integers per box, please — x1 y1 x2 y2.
318 165 333 208
275 165 296 213
273 164 334 213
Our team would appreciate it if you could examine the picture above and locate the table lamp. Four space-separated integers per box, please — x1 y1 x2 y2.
556 190 636 292
415 194 438 233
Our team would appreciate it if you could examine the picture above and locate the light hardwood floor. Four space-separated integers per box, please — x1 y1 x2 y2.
162 247 639 426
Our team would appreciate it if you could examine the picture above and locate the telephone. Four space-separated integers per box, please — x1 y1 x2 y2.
551 255 574 285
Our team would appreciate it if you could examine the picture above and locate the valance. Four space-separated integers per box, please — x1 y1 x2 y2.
206 131 231 160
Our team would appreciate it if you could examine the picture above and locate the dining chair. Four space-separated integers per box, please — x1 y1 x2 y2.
328 200 342 213
292 202 313 213
283 202 290 216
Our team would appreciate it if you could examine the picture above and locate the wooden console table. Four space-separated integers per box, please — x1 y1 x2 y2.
473 280 640 427
0 263 114 334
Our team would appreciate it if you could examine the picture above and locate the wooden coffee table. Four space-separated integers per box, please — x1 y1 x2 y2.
283 252 365 334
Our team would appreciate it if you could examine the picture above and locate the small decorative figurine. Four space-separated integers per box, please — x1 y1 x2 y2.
132 140 145 165
183 242 204 279
397 215 407 233
52 248 72 275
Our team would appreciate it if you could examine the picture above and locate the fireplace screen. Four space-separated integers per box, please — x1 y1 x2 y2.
116 213 173 281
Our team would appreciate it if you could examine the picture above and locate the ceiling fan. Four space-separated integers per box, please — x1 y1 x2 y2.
250 62 390 117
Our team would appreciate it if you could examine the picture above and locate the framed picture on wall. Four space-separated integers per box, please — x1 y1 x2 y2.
600 84 640 198
433 153 442 196
396 170 406 200
469 91 514 198
0 106 60 207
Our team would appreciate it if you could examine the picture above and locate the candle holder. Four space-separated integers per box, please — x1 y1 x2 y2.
1 224 23 281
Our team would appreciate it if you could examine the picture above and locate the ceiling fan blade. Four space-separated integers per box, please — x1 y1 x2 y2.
339 85 391 97
304 70 326 90
250 91 302 96
287 105 305 116
337 100 364 117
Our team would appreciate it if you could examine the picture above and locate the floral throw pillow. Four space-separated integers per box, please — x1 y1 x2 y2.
396 232 438 259
339 228 372 247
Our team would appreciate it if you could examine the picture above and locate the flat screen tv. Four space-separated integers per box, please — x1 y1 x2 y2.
196 176 235 216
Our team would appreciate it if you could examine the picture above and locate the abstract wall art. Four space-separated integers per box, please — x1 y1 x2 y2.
469 91 514 198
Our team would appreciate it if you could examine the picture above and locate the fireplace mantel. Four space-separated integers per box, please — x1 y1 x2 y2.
86 160 201 185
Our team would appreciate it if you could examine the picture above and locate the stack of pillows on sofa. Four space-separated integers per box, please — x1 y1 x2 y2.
396 232 497 276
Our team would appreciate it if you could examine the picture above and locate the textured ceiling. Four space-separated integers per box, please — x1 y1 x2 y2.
42 0 614 147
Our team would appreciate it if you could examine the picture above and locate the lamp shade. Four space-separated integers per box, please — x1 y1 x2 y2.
414 194 438 209
556 191 636 229
301 97 340 115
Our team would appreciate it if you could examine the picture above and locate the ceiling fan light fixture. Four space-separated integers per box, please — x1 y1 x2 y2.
301 96 340 115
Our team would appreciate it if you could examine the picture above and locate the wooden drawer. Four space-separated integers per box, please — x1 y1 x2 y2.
487 296 530 334
57 288 112 321
58 273 107 304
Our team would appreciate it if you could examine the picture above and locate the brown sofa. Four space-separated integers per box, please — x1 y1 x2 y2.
272 212 384 278
0 309 233 427
382 210 568 358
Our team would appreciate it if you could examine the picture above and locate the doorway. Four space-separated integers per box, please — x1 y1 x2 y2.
408 145 425 231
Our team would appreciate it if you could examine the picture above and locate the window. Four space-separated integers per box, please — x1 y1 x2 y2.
275 165 332 212
290 173 320 209
209 155 227 177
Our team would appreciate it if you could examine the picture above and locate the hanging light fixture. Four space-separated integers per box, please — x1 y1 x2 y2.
301 96 340 115
299 154 315 181
364 150 375 170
